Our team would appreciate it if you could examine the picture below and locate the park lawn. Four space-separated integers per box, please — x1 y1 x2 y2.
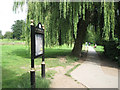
2 44 78 88
94 45 104 53
0 39 24 43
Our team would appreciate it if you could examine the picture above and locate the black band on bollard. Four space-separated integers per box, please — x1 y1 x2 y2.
41 61 45 78
30 68 35 88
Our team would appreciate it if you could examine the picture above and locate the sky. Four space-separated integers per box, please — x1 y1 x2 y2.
0 0 27 35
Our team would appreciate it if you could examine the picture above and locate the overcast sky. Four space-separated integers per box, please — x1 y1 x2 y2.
0 0 27 35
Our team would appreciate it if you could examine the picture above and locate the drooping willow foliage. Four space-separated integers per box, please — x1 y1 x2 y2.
103 2 115 40
13 1 120 51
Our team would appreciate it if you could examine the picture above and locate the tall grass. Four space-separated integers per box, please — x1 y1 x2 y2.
3 72 50 88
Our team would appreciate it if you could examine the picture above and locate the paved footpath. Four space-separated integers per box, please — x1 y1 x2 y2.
71 46 118 88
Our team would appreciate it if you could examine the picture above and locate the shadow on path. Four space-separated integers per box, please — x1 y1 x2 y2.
86 47 118 69
71 46 118 88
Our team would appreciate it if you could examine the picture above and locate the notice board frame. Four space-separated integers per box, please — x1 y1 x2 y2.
31 25 44 59
30 21 45 88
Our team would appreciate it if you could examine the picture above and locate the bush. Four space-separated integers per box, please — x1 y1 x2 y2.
117 45 120 66
103 40 119 62
4 31 13 39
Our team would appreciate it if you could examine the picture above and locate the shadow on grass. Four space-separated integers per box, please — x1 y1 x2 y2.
2 68 50 88
2 68 17 82
12 49 30 59
12 48 72 59
45 48 72 58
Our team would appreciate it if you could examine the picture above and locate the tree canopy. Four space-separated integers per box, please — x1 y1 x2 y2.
11 20 25 40
13 1 120 56
4 31 13 39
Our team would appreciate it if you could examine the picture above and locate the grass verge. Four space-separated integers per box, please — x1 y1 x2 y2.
65 64 80 77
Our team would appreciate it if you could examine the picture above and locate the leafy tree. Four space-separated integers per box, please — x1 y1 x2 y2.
114 2 120 42
4 31 13 39
11 20 25 40
13 1 119 57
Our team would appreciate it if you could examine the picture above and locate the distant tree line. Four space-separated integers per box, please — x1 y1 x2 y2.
0 20 25 40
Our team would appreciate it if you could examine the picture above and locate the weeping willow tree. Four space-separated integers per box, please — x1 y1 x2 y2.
13 1 119 57
103 2 115 41
85 1 119 45
114 2 120 42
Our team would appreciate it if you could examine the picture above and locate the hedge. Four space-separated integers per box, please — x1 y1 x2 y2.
103 40 120 65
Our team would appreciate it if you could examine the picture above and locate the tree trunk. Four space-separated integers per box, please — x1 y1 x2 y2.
71 18 88 57
109 16 113 41
99 7 104 45
118 2 120 41
58 27 62 46
71 9 92 57
72 4 75 41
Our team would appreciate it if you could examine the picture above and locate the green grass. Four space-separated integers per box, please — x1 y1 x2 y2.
65 64 80 77
66 56 79 63
0 39 24 43
94 45 104 53
3 72 50 88
2 43 76 88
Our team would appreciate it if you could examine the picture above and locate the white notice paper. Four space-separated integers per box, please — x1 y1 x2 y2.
35 34 43 56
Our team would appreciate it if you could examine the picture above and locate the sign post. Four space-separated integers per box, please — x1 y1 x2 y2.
30 20 35 88
30 20 45 88
41 24 45 78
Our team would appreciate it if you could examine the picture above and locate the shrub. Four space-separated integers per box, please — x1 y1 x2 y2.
103 40 119 62
117 45 120 66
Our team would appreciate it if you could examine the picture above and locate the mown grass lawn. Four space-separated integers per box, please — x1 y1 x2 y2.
2 43 79 88
0 39 24 43
94 45 104 53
